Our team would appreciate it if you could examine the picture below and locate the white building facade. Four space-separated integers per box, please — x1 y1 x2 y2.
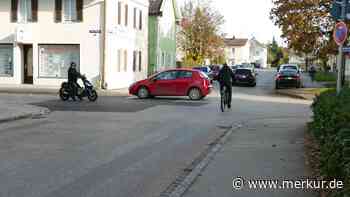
0 0 148 89
224 37 268 68
104 0 148 89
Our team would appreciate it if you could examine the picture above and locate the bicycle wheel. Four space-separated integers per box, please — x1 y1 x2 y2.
221 93 225 112
220 88 227 112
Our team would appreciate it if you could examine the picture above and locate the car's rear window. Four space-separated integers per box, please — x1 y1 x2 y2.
235 69 251 75
280 69 298 75
282 65 298 70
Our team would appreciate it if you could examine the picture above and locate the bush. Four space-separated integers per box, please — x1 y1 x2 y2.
315 72 337 82
311 88 350 196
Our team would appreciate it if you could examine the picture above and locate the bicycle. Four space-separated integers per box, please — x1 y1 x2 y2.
220 85 229 112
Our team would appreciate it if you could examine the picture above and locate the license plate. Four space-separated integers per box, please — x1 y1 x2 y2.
287 77 293 80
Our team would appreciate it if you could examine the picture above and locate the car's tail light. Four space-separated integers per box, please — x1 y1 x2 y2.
276 74 282 80
203 79 210 88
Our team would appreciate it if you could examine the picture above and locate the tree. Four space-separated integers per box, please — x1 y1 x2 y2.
178 1 225 66
270 0 337 68
268 37 289 67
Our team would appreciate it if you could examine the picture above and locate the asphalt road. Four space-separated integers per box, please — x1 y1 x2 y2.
0 69 312 197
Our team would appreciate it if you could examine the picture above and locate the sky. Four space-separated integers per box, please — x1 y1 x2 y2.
178 0 283 44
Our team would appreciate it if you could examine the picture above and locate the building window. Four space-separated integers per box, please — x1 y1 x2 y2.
38 45 80 78
138 51 142 71
118 1 121 25
124 4 128 26
18 0 32 22
117 49 121 72
63 0 77 21
124 50 128 72
133 51 137 72
54 0 83 22
0 45 13 76
11 0 38 23
139 10 142 30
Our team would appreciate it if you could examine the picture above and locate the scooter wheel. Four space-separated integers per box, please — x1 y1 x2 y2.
59 88 70 101
88 90 98 102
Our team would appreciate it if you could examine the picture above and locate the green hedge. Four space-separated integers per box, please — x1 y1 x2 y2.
311 88 350 196
315 72 337 82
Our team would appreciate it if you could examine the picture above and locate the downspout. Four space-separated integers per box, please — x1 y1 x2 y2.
101 0 107 89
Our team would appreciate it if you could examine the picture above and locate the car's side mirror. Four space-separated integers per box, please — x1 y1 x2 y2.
152 78 158 82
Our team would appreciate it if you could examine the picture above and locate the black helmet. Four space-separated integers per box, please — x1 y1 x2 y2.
70 62 77 68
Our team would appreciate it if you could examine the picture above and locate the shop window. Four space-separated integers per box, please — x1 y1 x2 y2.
0 45 13 76
39 45 80 78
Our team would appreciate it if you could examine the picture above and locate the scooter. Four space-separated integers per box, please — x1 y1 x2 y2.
59 75 98 102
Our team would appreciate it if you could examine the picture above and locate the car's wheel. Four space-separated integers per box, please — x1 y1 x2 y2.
296 83 301 88
137 86 150 99
275 82 280 89
188 88 202 100
251 82 257 87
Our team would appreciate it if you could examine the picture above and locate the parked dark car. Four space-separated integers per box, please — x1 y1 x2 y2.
209 65 221 80
233 68 257 87
129 69 212 100
275 69 302 89
192 66 213 80
231 65 237 72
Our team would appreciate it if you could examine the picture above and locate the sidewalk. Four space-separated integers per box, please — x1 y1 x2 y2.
183 117 317 197
0 84 129 96
0 101 50 124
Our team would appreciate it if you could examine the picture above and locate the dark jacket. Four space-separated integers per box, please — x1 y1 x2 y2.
68 67 80 83
218 65 235 85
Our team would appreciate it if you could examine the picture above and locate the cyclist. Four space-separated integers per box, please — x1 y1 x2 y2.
218 63 235 108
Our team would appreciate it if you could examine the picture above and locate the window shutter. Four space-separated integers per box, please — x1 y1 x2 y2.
125 4 128 26
31 0 38 22
133 8 136 29
77 0 83 22
138 51 142 71
11 0 18 22
139 10 142 30
118 2 121 25
54 0 62 22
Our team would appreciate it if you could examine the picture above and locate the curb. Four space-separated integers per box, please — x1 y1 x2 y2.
0 108 50 124
275 90 313 100
0 89 129 97
159 123 242 197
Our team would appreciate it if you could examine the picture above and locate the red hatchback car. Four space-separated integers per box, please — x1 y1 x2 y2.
129 69 212 100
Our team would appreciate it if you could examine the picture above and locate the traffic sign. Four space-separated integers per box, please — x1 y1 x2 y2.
334 21 348 45
343 46 350 52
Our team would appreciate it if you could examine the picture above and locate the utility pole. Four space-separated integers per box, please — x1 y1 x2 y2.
337 0 347 94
